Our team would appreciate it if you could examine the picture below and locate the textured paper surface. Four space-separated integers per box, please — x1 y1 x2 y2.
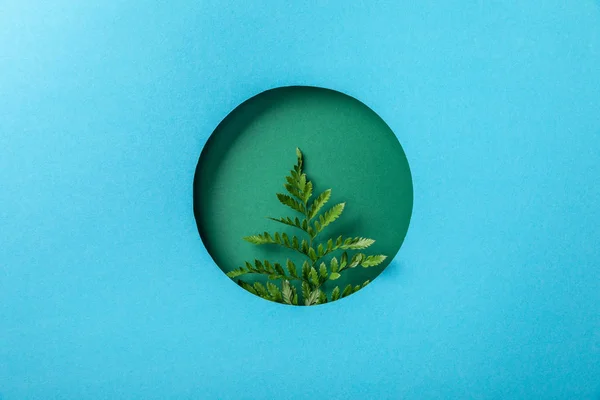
1 1 599 399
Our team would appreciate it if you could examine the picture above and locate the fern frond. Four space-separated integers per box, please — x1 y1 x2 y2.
243 233 308 257
284 183 304 202
340 252 348 270
307 189 331 220
274 263 285 276
305 289 321 306
228 259 299 281
286 259 298 278
253 282 268 297
291 285 299 305
298 173 307 192
361 255 387 267
318 290 328 304
301 239 310 254
226 267 249 278
308 246 317 262
282 280 294 305
309 236 376 263
302 181 313 204
263 260 275 274
341 284 353 298
339 237 375 250
348 253 365 268
318 262 328 282
301 261 310 281
235 148 389 306
295 147 303 171
243 233 274 245
313 202 345 235
301 281 311 302
276 194 305 214
331 286 341 301
330 257 339 273
309 267 319 286
267 282 283 302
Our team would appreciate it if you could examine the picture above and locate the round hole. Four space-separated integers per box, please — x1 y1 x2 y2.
193 86 413 306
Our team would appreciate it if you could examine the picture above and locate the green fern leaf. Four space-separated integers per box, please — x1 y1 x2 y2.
329 272 341 280
303 181 313 203
298 174 307 192
301 281 311 302
268 216 306 232
285 175 296 187
341 284 353 298
281 232 290 246
308 246 317 261
318 290 328 304
243 234 275 245
286 259 297 278
267 282 282 302
236 148 389 306
331 286 341 301
340 252 348 270
330 257 339 273
339 237 375 250
317 243 324 257
301 240 310 255
309 267 319 286
253 282 268 297
305 289 321 306
361 255 387 267
319 262 328 280
264 260 274 273
276 193 305 214
348 253 365 268
281 280 293 304
226 267 247 278
284 183 303 201
362 280 371 288
290 169 300 183
307 189 331 220
274 263 285 276
314 220 321 232
314 203 345 234
242 232 309 257
302 261 310 281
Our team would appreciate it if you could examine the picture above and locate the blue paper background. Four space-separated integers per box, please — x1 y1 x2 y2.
1 1 599 399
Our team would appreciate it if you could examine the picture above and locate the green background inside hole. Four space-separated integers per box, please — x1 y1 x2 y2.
194 86 413 300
